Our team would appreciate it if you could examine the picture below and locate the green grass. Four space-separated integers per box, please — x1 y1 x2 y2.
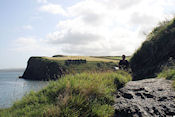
158 69 175 80
130 17 175 80
43 56 119 63
0 71 132 117
33 57 118 74
92 56 130 61
158 68 175 89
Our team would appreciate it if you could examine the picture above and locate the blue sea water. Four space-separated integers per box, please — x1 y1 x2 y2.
0 71 49 108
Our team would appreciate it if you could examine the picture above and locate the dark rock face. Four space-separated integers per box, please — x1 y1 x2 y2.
22 57 68 80
114 78 175 117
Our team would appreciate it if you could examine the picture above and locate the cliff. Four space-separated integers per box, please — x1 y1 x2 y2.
22 57 67 80
130 17 175 80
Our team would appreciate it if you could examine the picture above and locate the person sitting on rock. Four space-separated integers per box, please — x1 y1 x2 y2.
119 55 129 70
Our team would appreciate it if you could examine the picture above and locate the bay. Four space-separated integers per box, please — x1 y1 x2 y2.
0 70 49 108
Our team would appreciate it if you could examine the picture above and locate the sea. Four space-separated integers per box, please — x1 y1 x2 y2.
0 70 49 108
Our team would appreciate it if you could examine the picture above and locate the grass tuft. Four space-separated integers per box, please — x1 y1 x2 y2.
158 67 175 90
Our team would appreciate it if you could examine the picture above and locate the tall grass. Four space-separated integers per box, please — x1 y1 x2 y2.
158 69 175 80
157 57 175 89
158 68 175 90
0 71 131 117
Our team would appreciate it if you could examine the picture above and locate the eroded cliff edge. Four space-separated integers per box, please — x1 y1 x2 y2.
22 57 67 80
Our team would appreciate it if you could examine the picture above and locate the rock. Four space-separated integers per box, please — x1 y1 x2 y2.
114 78 175 117
22 57 68 80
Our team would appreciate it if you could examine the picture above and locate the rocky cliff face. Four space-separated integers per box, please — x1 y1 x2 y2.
22 57 67 80
114 78 175 117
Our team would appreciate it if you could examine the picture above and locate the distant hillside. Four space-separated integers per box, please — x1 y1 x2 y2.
130 17 175 80
22 56 122 80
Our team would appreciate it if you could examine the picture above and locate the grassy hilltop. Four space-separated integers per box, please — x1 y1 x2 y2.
42 55 130 73
21 55 130 80
41 55 120 73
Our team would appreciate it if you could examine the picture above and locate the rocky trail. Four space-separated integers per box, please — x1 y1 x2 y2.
114 78 175 117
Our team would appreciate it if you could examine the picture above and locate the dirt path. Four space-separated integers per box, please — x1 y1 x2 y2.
114 78 175 117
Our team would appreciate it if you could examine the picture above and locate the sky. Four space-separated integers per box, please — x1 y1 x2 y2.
0 0 175 69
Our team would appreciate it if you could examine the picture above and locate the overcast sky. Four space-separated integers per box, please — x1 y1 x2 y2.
0 0 175 69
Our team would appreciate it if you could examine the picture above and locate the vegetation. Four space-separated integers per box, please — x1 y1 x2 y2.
92 56 130 61
157 57 175 89
158 68 175 80
42 56 118 62
39 56 118 73
0 71 132 117
38 56 118 74
35 55 129 75
158 68 175 89
130 17 175 80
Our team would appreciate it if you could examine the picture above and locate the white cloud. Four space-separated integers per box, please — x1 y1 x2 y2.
39 3 67 15
14 37 40 51
22 25 33 30
47 30 101 45
44 0 175 56
13 37 59 56
32 0 175 56
36 0 48 4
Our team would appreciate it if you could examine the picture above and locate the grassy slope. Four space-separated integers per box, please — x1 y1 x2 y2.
40 56 131 74
130 17 175 80
46 56 118 62
38 56 120 74
92 56 131 61
0 71 131 117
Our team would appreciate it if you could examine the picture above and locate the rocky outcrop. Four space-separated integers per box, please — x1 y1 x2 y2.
22 57 68 80
114 78 175 117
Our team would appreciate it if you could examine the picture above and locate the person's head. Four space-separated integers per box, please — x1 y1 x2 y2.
122 55 126 60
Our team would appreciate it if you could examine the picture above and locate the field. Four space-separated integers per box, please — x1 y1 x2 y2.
44 56 120 62
92 56 131 61
36 56 131 74
36 56 124 73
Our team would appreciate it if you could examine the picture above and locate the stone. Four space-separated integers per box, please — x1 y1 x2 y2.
114 78 175 117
